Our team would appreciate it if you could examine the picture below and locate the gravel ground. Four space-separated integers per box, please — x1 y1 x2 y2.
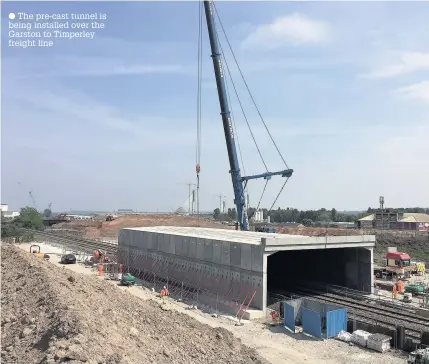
0 245 266 364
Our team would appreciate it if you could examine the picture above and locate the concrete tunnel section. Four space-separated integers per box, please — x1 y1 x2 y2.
267 247 374 294
117 227 376 317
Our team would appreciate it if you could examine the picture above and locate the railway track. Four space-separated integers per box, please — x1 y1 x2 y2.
270 288 428 341
296 287 429 327
27 230 119 260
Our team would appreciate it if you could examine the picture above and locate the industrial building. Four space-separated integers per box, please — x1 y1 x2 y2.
357 211 429 231
0 204 20 219
118 226 375 315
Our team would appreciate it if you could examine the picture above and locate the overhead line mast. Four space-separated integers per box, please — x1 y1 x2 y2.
203 0 293 231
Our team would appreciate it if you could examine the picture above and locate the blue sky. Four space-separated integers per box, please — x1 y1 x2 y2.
1 1 428 213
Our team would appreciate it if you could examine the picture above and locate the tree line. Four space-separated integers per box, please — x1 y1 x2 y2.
212 206 429 226
1 207 44 241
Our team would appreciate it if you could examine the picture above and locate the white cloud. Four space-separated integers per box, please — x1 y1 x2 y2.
4 55 188 79
361 51 429 79
241 13 331 50
396 81 429 103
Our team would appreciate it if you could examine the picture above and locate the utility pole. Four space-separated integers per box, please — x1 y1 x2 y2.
379 196 385 230
178 182 196 215
217 194 226 213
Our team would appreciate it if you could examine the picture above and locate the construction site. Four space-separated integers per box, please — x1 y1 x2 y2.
2 1 429 364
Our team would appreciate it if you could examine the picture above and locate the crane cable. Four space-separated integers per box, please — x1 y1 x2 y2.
218 42 247 178
214 3 269 216
216 24 268 217
213 2 290 171
214 2 292 215
196 0 203 226
217 38 268 173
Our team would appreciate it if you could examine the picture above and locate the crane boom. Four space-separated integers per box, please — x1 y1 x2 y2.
203 0 247 230
203 0 293 231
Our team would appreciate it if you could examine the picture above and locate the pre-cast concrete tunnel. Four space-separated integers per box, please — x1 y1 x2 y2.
118 227 375 316
267 247 374 294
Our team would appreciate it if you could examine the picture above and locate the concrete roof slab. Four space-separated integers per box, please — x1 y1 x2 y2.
123 226 376 250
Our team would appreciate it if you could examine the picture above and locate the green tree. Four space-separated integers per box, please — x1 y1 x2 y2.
227 208 237 221
331 208 337 222
213 208 220 220
318 213 330 222
302 218 313 226
42 208 52 218
1 206 43 241
15 207 44 230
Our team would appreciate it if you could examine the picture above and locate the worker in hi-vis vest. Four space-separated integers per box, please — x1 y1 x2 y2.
160 286 169 305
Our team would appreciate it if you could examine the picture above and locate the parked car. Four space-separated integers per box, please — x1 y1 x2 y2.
60 254 76 264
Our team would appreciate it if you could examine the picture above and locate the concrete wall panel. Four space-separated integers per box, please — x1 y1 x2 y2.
119 228 265 310
251 274 263 290
146 232 153 250
188 238 197 259
240 244 252 270
181 237 189 257
221 242 230 265
240 272 252 289
230 243 241 268
168 235 176 255
196 239 205 260
175 237 183 256
251 245 263 272
230 268 241 285
213 241 222 264
204 240 213 262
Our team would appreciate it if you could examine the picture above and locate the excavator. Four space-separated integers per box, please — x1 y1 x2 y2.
30 245 50 260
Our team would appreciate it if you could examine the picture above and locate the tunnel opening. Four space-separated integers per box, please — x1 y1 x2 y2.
267 247 372 298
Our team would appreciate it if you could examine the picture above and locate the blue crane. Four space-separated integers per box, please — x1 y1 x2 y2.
202 0 293 231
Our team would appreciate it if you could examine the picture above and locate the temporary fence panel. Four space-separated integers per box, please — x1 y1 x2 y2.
326 308 347 338
284 302 295 332
302 307 322 338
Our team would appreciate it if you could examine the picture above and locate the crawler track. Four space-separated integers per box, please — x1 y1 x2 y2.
270 288 428 341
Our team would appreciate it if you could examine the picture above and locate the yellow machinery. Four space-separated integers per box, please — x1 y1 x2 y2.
30 245 50 260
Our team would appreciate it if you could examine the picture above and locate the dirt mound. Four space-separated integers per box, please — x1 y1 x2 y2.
276 226 363 236
55 215 231 239
0 246 265 364
374 232 429 263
